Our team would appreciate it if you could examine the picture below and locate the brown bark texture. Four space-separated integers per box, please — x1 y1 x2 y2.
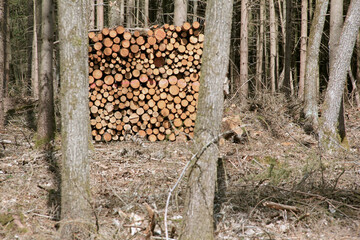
239 0 248 104
58 0 93 239
179 0 233 239
319 0 360 151
0 0 6 128
37 0 55 145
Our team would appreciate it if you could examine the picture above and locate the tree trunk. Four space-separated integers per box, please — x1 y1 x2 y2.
193 0 198 23
109 0 121 27
256 0 265 93
0 0 5 128
179 0 233 239
144 0 149 28
282 0 292 96
269 0 276 93
37 0 55 146
239 0 249 106
329 0 346 142
298 0 308 99
319 0 360 152
32 0 41 100
58 0 93 238
97 0 104 29
303 0 329 133
90 0 95 29
126 0 134 28
27 0 34 97
357 33 360 104
174 0 188 26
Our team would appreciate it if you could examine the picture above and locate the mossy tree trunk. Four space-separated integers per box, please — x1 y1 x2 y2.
303 0 329 133
179 0 233 239
58 0 93 239
319 0 360 152
37 0 55 146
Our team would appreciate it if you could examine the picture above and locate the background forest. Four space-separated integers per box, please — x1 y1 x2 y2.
1 0 360 239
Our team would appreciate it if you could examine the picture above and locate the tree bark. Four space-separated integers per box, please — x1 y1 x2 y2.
174 0 188 26
239 0 249 106
319 0 360 152
282 0 292 96
269 0 277 93
0 0 5 128
256 0 265 93
90 0 95 29
37 0 55 146
179 0 233 239
58 0 93 238
193 0 198 23
303 0 329 133
97 0 104 29
144 0 149 28
126 0 134 28
298 0 308 99
109 0 121 27
32 0 41 100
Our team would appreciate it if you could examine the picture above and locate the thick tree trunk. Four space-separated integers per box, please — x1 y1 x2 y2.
0 0 5 128
174 0 188 26
319 0 360 152
239 0 248 105
179 0 233 239
58 0 93 238
303 0 329 133
298 0 308 99
37 0 55 145
109 0 121 27
269 0 277 93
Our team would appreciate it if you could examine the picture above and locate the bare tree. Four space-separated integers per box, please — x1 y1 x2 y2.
144 0 149 27
282 0 292 96
174 0 188 26
58 0 93 238
31 0 41 100
126 0 134 28
319 0 360 151
298 0 308 99
37 0 55 145
0 0 5 128
193 0 198 22
179 0 233 239
303 0 329 132
239 0 249 105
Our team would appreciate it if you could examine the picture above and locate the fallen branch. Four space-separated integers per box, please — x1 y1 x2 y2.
263 201 300 212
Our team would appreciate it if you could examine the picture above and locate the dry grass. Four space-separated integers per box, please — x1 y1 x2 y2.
1 96 360 239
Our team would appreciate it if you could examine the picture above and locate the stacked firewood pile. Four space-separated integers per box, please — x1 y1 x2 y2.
88 22 204 142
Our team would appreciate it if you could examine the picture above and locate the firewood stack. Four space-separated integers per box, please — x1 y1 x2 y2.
88 22 204 142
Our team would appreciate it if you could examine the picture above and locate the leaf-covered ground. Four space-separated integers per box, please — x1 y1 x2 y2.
1 96 360 239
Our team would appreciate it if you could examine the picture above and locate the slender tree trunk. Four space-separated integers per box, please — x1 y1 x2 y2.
90 0 95 29
97 0 104 29
298 0 308 99
319 0 360 152
58 0 93 238
127 0 134 28
269 0 277 93
357 33 360 103
174 0 188 26
239 0 249 106
144 0 149 27
303 0 329 133
179 0 233 239
37 0 55 145
32 0 41 100
193 0 198 22
0 0 5 128
349 66 360 107
120 0 125 25
282 0 292 96
256 0 265 93
27 0 33 97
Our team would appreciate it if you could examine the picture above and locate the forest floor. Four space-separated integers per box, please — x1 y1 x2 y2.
1 94 360 240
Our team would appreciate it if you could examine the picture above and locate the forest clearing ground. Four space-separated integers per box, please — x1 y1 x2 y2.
1 100 360 239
